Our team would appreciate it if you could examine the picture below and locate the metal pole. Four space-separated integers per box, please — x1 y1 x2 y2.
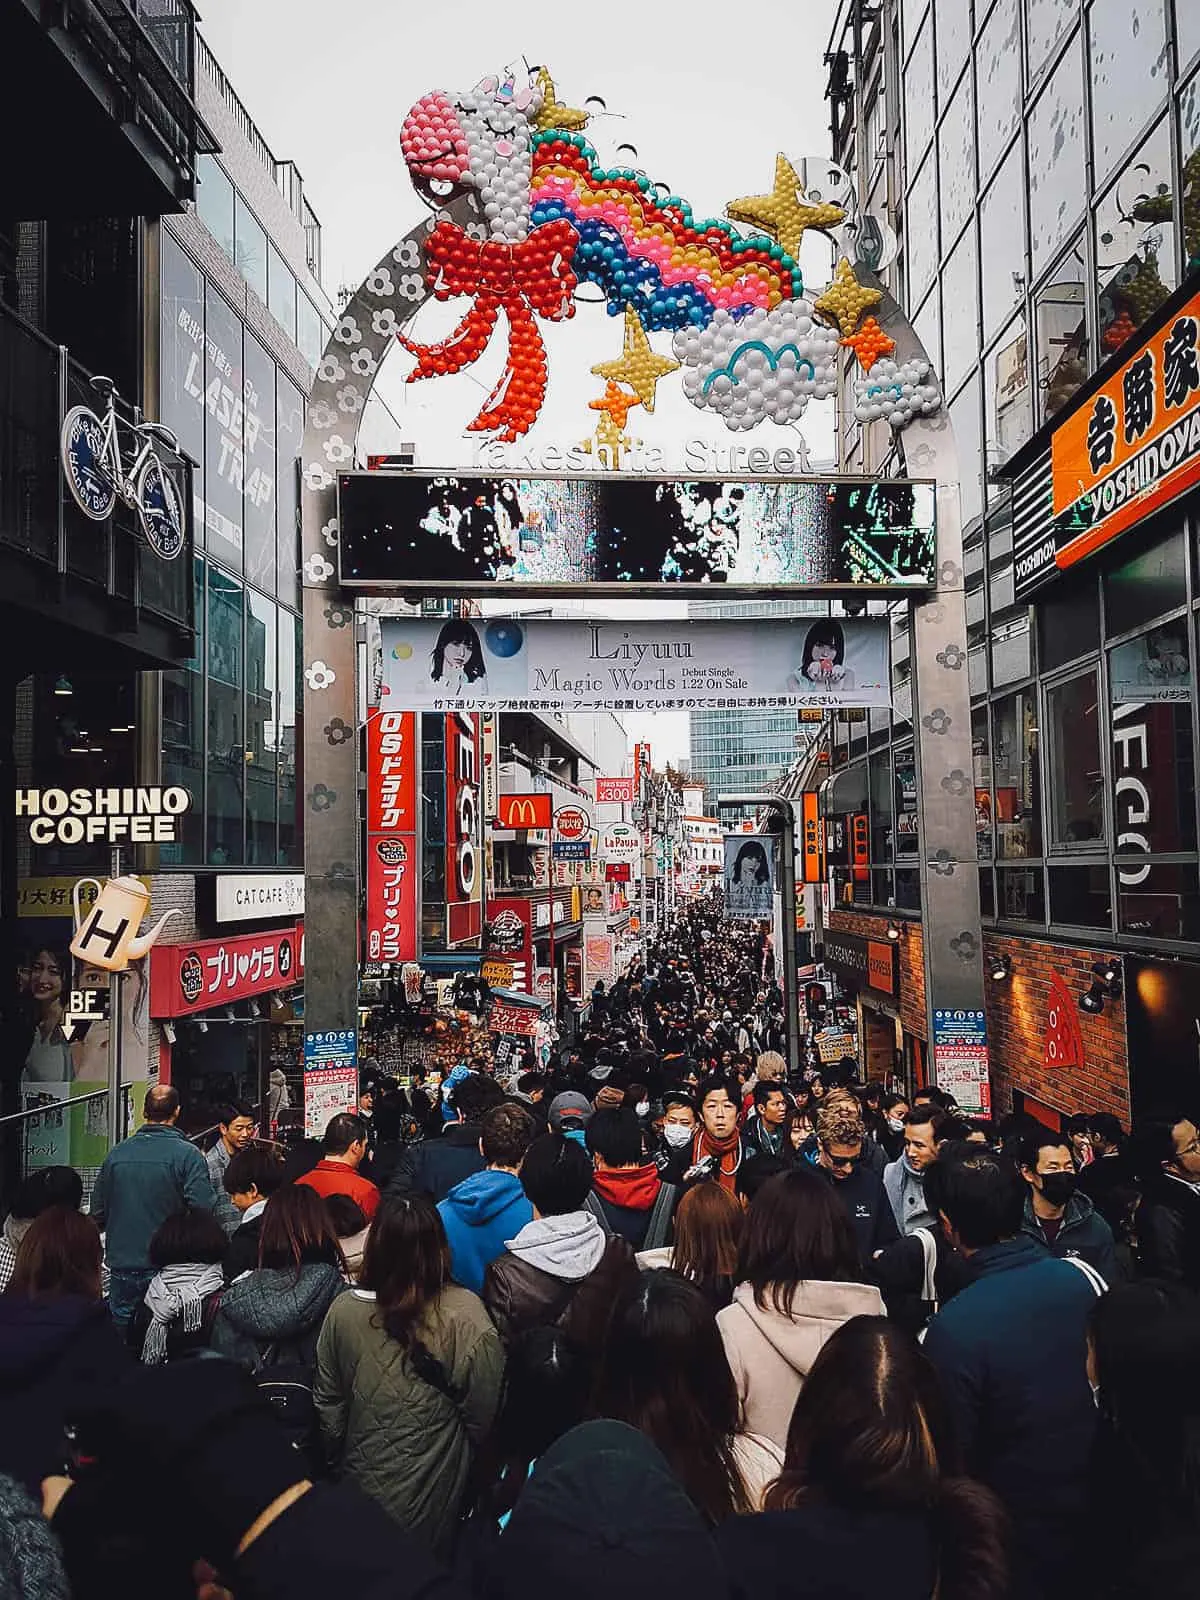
107 846 124 1150
717 794 800 1079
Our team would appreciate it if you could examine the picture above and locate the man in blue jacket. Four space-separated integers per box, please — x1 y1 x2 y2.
922 1147 1100 1600
438 1101 537 1294
90 1084 214 1327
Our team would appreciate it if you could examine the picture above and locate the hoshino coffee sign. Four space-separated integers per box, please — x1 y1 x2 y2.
16 786 192 844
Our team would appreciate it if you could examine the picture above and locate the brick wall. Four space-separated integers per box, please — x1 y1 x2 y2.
826 908 926 1041
983 931 1130 1123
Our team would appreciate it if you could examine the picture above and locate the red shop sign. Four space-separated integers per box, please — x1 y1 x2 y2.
151 923 304 1017
605 861 632 882
366 707 418 963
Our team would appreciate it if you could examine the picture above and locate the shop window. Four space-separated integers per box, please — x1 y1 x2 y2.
1028 32 1086 277
1048 864 1113 928
872 868 895 906
894 868 922 910
905 14 935 168
938 73 975 250
1046 670 1105 847
985 318 1033 486
969 630 989 698
159 234 206 529
1105 526 1187 639
245 590 278 865
974 708 993 860
1182 69 1200 272
1088 0 1169 191
161 668 205 864
268 245 297 342
278 615 298 867
870 751 893 860
980 142 1028 348
207 566 244 864
942 226 979 396
242 332 277 595
949 374 983 530
906 154 938 305
235 195 268 304
1033 236 1088 422
913 283 941 376
1110 629 1197 863
979 867 996 918
1039 564 1100 671
204 285 244 574
196 157 234 264
976 0 1021 180
996 864 1046 921
1119 862 1200 941
895 757 919 856
991 614 1032 687
993 688 1042 858
1095 117 1176 357
1181 0 1200 74
1026 0 1076 88
276 378 303 609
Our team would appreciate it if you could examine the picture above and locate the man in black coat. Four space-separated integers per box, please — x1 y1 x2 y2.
1135 1113 1200 1288
385 1074 504 1204
810 1099 899 1266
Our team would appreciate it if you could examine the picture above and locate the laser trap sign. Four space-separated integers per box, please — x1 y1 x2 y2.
339 474 936 596
381 616 891 712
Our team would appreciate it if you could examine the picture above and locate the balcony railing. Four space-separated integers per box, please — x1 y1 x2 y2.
0 298 194 637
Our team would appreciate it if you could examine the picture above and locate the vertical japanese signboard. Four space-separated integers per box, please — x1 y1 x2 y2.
445 713 483 947
932 1009 991 1114
800 793 823 883
303 1029 359 1139
366 709 418 963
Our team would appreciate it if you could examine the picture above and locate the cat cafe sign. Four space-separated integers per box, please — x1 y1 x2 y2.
15 786 192 846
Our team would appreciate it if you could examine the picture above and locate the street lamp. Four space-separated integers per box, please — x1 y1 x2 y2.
717 793 799 1078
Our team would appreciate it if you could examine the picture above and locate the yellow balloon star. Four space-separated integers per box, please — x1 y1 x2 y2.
533 68 590 133
591 307 679 413
814 257 884 337
726 154 846 260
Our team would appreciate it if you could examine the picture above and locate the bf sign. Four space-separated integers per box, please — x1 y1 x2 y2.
69 876 181 973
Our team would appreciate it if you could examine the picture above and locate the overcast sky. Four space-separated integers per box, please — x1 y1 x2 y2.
198 0 841 763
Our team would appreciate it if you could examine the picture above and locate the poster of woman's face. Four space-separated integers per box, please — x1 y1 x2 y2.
724 835 774 920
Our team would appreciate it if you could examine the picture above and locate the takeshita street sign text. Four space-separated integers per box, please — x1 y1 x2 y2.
338 472 936 596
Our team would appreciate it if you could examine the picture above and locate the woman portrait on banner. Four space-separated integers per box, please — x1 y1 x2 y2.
429 619 488 698
792 619 855 692
23 945 75 1086
727 840 772 918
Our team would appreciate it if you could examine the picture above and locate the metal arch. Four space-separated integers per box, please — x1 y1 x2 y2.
298 204 985 1071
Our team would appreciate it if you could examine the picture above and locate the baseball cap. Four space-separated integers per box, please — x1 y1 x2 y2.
548 1091 592 1131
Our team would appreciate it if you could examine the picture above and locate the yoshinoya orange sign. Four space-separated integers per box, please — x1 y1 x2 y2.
1013 284 1200 599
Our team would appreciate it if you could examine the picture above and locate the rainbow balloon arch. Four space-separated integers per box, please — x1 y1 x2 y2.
298 62 986 1081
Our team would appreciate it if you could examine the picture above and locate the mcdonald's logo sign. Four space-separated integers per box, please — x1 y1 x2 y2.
498 793 552 830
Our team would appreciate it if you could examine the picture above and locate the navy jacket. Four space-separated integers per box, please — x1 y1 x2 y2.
386 1124 485 1204
923 1235 1099 1599
806 1150 900 1265
1021 1190 1116 1281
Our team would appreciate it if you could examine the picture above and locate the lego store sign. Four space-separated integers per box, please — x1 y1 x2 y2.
1014 284 1200 600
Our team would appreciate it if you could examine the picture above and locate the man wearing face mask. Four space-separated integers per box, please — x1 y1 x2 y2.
1019 1129 1116 1280
654 1092 699 1183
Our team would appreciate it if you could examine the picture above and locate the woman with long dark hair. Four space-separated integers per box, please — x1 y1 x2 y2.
593 1270 782 1523
211 1184 347 1370
429 619 487 694
314 1193 504 1555
23 944 74 1083
717 1167 884 1447
715 1317 1007 1599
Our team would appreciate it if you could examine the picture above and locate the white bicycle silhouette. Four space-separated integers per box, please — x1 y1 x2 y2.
60 375 185 560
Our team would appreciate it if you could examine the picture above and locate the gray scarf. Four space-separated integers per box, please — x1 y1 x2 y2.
141 1261 224 1365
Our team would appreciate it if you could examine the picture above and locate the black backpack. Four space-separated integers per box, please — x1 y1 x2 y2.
253 1342 324 1474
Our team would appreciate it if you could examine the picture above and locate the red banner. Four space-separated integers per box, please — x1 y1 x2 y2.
489 1000 541 1037
498 792 552 830
605 861 632 882
151 924 304 1017
595 776 636 805
485 897 532 993
366 708 418 963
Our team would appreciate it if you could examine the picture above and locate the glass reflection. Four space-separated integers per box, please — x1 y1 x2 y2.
980 142 1027 346
905 15 935 166
906 155 939 304
942 227 979 395
976 0 1021 178
993 689 1041 858
1025 0 1077 88
1034 238 1088 421
939 74 976 248
1088 0 1168 189
1095 118 1176 356
1180 71 1200 274
1028 33 1086 275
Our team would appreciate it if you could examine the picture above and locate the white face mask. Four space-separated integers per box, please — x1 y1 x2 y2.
887 1117 905 1133
635 1100 650 1119
663 1122 693 1148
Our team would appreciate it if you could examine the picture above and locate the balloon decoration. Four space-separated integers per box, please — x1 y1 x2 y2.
395 65 942 440
852 356 943 429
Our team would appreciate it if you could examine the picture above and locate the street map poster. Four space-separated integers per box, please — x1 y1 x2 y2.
381 617 890 713
724 834 775 920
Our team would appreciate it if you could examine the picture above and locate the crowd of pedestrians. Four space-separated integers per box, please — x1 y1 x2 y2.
0 895 1198 1599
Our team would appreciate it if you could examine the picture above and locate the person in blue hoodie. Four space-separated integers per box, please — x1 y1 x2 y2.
438 1102 538 1294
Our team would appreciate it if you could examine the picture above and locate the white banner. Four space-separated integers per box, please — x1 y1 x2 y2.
381 616 890 712
724 834 775 920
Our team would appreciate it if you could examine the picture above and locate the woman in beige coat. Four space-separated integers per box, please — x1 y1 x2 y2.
717 1166 885 1449
314 1194 505 1557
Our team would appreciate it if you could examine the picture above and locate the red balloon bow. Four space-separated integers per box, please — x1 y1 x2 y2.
397 218 579 441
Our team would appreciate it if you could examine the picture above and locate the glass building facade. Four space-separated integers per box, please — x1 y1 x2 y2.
824 0 1200 951
686 598 825 804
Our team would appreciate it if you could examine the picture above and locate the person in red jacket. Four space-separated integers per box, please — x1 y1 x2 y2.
296 1114 380 1221
586 1108 676 1250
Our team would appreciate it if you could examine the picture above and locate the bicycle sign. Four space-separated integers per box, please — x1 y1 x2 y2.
60 376 185 561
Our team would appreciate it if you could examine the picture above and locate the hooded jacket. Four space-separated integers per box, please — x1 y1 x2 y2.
717 1278 886 1448
437 1169 533 1295
1020 1189 1116 1280
482 1211 638 1355
210 1261 347 1370
0 1294 132 1494
589 1163 664 1248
